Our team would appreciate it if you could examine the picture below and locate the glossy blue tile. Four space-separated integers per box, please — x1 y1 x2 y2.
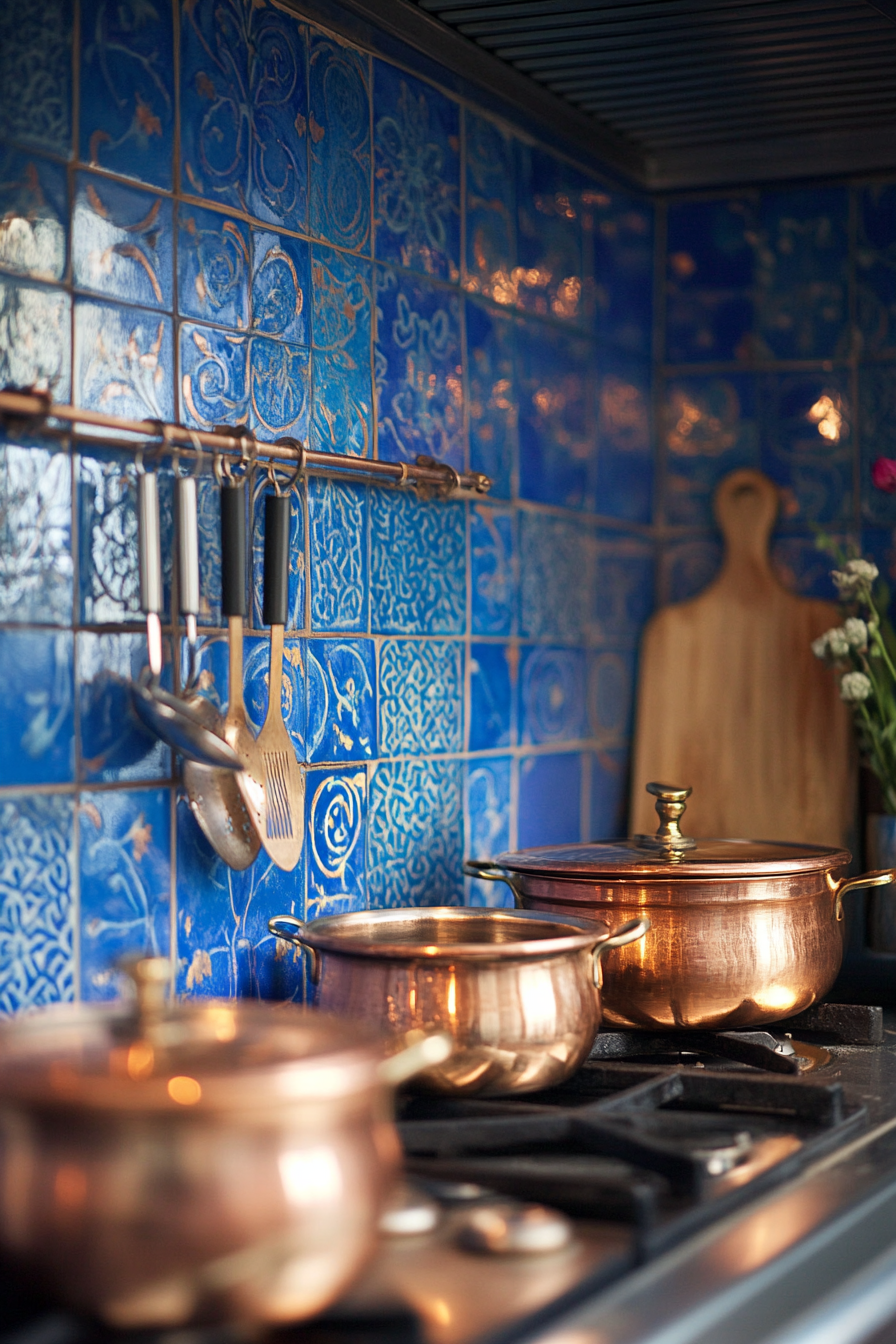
305 891 366 922
178 204 250 330
471 502 515 637
759 372 852 525
309 32 371 252
312 245 372 456
0 443 72 624
78 631 171 782
516 144 585 325
755 188 850 361
80 0 173 188
469 643 513 752
519 646 586 746
180 0 308 232
0 279 71 398
465 112 516 304
659 535 722 606
250 476 305 632
79 785 171 1000
0 147 67 281
180 322 250 430
857 184 896 358
373 60 460 282
75 298 173 421
589 186 653 356
379 638 463 756
517 319 592 510
665 197 755 364
589 748 629 840
770 532 850 602
250 336 310 440
518 752 582 848
519 511 592 643
0 794 74 1014
663 373 758 528
306 766 367 904
466 298 516 499
253 229 310 344
594 531 655 647
375 265 464 471
588 648 635 746
465 756 512 907
369 489 465 635
78 452 173 623
860 364 896 527
0 0 72 155
309 478 367 632
196 473 223 626
243 633 305 758
182 632 229 713
596 353 652 524
306 638 376 762
367 757 464 907
73 174 172 310
0 629 73 785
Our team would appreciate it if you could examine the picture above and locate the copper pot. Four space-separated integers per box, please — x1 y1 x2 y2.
469 782 896 1032
268 907 648 1096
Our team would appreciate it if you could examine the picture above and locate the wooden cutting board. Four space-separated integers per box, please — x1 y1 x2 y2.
630 469 855 846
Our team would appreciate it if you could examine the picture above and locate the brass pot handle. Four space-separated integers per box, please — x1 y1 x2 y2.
268 914 320 982
462 859 523 907
827 869 896 922
592 917 651 987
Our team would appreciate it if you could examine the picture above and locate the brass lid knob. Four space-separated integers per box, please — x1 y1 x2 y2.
634 782 697 853
119 954 170 1031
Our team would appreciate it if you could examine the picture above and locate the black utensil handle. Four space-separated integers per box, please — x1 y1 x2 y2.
263 492 290 628
221 481 247 618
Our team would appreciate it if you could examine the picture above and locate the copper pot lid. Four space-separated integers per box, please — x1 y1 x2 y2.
495 783 851 880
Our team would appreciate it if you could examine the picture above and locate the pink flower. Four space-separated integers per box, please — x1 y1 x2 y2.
872 457 896 493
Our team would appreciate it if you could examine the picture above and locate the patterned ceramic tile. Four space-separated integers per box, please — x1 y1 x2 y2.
659 535 723 606
367 757 464 907
464 112 516 304
770 532 847 602
465 756 512 907
471 502 515 638
308 478 367 632
0 443 72 624
759 372 852 525
196 472 223 626
0 629 73 785
0 147 67 282
178 204 250 330
589 186 654 356
0 0 72 155
77 452 173 623
250 475 305 633
517 318 592 510
519 510 593 643
73 173 172 310
80 0 173 188
859 363 896 527
518 752 582 848
243 633 305 757
469 642 513 752
590 748 629 840
379 638 463 756
182 631 229 713
0 794 74 1014
309 32 371 253
306 638 376 763
78 631 171 782
754 188 850 361
588 648 635 747
369 489 465 635
375 265 464 471
516 144 585 325
180 0 308 232
665 197 755 364
595 352 652 525
594 531 655 647
306 766 367 904
180 322 250 429
79 785 171 1000
857 185 896 358
75 297 174 421
250 335 311 440
253 229 310 345
311 244 372 456
663 373 759 528
519 645 587 746
373 61 459 282
466 298 516 500
0 279 71 397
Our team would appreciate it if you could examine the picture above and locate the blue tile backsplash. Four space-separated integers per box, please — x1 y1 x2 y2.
6 0 886 1015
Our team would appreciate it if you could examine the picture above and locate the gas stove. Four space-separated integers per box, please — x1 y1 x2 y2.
4 1005 896 1344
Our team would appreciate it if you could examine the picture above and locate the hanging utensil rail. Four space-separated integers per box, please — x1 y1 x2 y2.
0 389 492 499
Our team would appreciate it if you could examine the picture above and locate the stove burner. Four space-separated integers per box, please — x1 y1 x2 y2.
589 1029 830 1074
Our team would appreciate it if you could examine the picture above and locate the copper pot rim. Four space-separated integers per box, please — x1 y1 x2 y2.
493 841 853 882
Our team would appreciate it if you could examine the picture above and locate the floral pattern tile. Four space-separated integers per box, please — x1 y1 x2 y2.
662 373 759 528
253 229 310 345
178 204 250 330
519 645 587 746
0 147 68 282
0 794 74 1015
469 642 513 753
250 475 305 633
309 32 371 253
77 451 173 623
759 372 852 525
373 61 459 282
588 648 635 746
379 638 463 757
0 279 71 398
519 510 593 643
594 531 655 648
73 173 172 310
308 478 367 632
595 352 652 525
590 748 629 840
367 757 464 907
754 188 850 361
0 442 72 624
78 631 170 782
860 363 896 527
306 638 376 763
466 298 517 500
464 112 516 304
517 317 592 510
516 144 584 325
857 185 896 358
0 0 72 155
311 244 372 457
243 632 306 758
471 502 516 637
0 629 74 785
75 297 174 422
369 489 465 635
590 186 653 356
306 766 366 904
180 322 250 429
250 335 310 440
465 756 512 907
665 196 755 364
771 531 847 602
518 752 582 849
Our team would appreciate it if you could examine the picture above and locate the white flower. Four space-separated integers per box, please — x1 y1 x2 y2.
844 617 869 651
826 627 851 658
832 559 879 599
840 671 873 703
811 633 830 661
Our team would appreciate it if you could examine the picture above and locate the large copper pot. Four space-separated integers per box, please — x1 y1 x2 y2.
468 783 896 1032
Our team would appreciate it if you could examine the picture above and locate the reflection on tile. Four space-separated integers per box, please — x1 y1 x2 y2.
0 147 67 281
80 0 174 188
519 511 592 643
470 643 513 752
466 299 516 499
0 794 74 1014
595 353 652 524
379 639 463 756
759 372 852 525
307 638 375 762
243 633 305 758
253 229 310 344
659 535 723 605
755 188 850 361
771 532 848 602
250 476 305 632
857 185 896 358
519 646 586 745
859 363 896 527
375 265 464 470
590 186 653 356
369 490 465 634
78 453 173 623
0 0 72 155
518 752 581 848
250 335 310 440
306 766 366 904
178 204 250 330
471 503 515 637
465 112 516 303
309 478 367 632
590 748 629 840
79 785 171 1001
73 173 172 310
0 279 70 397
0 629 73 785
78 631 170 782
663 373 758 528
75 298 173 421
312 244 372 456
180 322 250 429
368 758 464 907
665 197 755 364
516 144 584 324
373 61 459 282
309 32 371 252
465 756 512 907
517 319 592 510
588 648 635 746
594 531 654 647
0 443 72 624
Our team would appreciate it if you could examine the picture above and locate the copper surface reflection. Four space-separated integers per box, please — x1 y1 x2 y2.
709 1179 839 1276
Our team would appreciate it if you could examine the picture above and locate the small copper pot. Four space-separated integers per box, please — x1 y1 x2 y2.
469 783 896 1032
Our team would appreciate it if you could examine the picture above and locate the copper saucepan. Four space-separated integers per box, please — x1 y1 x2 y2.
268 906 649 1096
468 782 896 1032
